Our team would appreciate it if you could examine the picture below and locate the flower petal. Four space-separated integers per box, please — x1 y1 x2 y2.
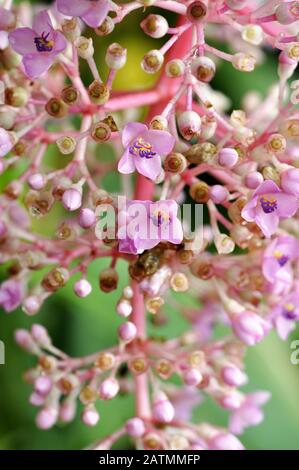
52 30 67 54
122 122 148 147
23 53 53 78
276 193 299 217
81 0 110 28
253 180 281 197
33 10 53 36
241 197 258 222
135 153 162 180
118 148 136 174
9 28 36 55
255 205 279 238
142 130 175 155
56 0 91 17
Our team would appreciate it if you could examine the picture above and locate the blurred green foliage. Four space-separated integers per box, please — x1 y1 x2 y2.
0 0 299 450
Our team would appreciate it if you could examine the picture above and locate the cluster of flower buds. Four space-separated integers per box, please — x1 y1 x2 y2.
1 0 299 451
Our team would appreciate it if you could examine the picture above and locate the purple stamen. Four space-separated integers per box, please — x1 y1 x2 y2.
260 197 278 214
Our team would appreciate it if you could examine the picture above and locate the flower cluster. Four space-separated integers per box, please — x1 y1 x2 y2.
1 0 299 450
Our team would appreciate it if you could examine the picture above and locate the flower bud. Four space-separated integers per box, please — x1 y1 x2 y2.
78 208 96 229
15 329 38 353
210 432 244 450
22 295 42 316
149 115 168 131
218 147 239 168
36 407 58 430
232 53 256 72
266 133 286 154
105 43 127 69
99 268 118 292
0 128 17 157
45 98 68 118
221 365 247 387
88 80 110 105
31 324 51 346
178 111 201 140
0 106 16 129
1 47 22 69
141 49 164 73
91 122 111 142
41 267 70 292
61 85 80 105
164 59 185 79
99 378 119 400
191 56 216 83
75 36 94 59
164 152 187 173
185 142 216 164
30 392 45 407
74 279 92 298
5 86 29 107
232 310 271 346
281 168 299 197
62 18 81 42
81 405 100 426
118 321 137 342
209 185 229 204
190 180 209 203
59 399 76 423
275 2 299 25
153 392 175 423
95 17 115 36
62 186 82 211
187 1 207 23
183 368 203 386
27 173 46 190
245 171 263 189
126 417 145 437
34 376 52 396
241 25 263 45
141 14 169 38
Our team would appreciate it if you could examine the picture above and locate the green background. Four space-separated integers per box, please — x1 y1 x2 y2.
0 0 299 450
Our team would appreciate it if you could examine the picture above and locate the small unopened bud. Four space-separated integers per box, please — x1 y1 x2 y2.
126 418 145 437
99 268 118 293
0 106 16 129
45 98 68 118
245 171 263 189
61 85 80 105
36 407 58 430
153 392 175 423
185 142 216 164
105 42 127 69
275 2 299 25
178 111 201 140
218 147 239 168
74 279 92 298
15 329 38 353
164 152 187 173
149 115 168 131
5 86 29 107
141 49 164 73
141 14 169 38
22 295 42 316
27 173 46 190
75 36 94 59
62 18 81 42
118 321 137 342
165 59 185 78
170 272 189 292
99 378 119 400
41 267 70 292
241 25 264 45
78 208 96 229
35 376 52 396
215 234 235 254
56 136 77 155
91 122 111 142
88 80 110 105
62 186 82 211
95 17 115 36
191 56 216 83
187 1 207 23
190 180 209 203
0 128 17 157
232 53 256 72
209 185 229 204
82 405 100 426
183 368 203 386
266 133 286 154
221 365 247 387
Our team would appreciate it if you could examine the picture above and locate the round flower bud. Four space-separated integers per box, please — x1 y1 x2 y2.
116 299 133 317
266 133 286 154
62 18 81 42
81 405 100 426
34 376 52 396
141 14 169 38
88 80 110 105
45 98 68 118
91 122 111 142
153 392 175 423
241 25 264 46
218 147 239 168
75 36 94 59
221 365 247 387
149 115 168 131
31 324 51 346
209 185 229 204
22 295 42 316
0 128 17 157
36 407 58 430
191 56 216 83
141 49 164 74
74 279 92 298
0 106 16 130
187 1 207 23
183 368 202 386
164 152 187 174
99 378 119 400
275 2 299 25
281 168 299 197
27 173 45 190
78 208 96 229
62 187 82 212
165 59 185 78
99 268 118 293
178 111 201 140
190 180 209 203
123 286 133 299
56 136 77 155
118 321 137 342
286 43 299 61
5 86 29 107
95 17 115 36
59 400 76 423
232 53 256 72
105 43 127 69
245 171 263 189
170 272 189 292
61 85 80 105
30 392 45 407
226 0 247 10
126 418 145 437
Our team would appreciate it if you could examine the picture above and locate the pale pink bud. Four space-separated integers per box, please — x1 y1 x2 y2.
99 378 120 400
78 208 96 228
27 173 45 190
59 400 76 423
73 279 92 298
29 392 45 407
15 329 37 352
152 392 175 423
210 432 244 450
105 43 127 69
81 406 100 426
222 365 247 387
281 168 299 197
220 392 243 409
178 111 201 140
116 299 132 317
34 376 53 396
62 187 82 211
31 324 51 346
191 56 216 83
232 311 271 346
0 128 16 157
226 0 247 10
22 295 42 316
36 407 58 430
141 14 169 38
275 2 299 25
209 185 229 204
218 147 238 168
118 321 137 342
126 417 146 437
183 368 203 386
245 171 263 189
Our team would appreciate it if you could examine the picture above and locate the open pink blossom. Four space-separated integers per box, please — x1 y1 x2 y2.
118 122 175 181
57 0 110 28
229 392 271 435
9 10 67 78
0 279 23 313
241 180 299 238
118 199 183 254
269 291 299 339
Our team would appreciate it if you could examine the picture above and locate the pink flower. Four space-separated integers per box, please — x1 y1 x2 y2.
9 10 67 78
57 0 110 28
241 180 299 238
118 122 175 181
269 291 299 339
0 279 23 313
232 310 271 346
118 199 183 254
0 128 15 157
229 392 271 435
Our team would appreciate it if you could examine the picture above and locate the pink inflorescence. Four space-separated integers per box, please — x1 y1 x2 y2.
1 0 299 450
